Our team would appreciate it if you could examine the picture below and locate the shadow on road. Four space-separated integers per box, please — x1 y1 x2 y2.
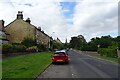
52 62 69 65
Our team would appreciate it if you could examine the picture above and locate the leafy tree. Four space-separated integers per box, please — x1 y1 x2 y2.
69 35 86 50
52 40 64 50
81 35 114 51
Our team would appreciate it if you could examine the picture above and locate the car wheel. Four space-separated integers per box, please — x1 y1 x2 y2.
66 62 69 64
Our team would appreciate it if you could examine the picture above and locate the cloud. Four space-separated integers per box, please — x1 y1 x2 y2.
0 0 119 43
72 0 118 41
0 0 70 42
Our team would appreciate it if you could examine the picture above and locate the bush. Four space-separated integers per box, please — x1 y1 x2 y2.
2 43 13 53
21 38 35 47
37 44 47 52
12 45 26 52
26 46 37 53
97 48 117 58
81 45 97 51
2 43 27 53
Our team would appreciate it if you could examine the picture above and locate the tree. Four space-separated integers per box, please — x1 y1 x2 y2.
52 40 64 50
81 35 113 51
69 35 86 50
64 38 69 49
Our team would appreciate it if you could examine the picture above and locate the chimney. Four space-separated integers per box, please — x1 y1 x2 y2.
38 27 41 31
17 11 23 19
1 20 4 27
25 18 31 24
0 20 5 31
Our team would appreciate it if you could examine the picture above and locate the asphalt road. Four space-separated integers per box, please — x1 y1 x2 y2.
37 50 119 78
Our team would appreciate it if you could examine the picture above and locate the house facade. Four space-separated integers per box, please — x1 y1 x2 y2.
0 20 9 44
5 11 52 48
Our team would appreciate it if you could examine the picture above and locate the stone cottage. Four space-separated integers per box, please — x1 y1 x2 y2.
0 20 9 44
5 11 52 48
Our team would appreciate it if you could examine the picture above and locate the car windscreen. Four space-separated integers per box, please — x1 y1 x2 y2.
54 52 66 55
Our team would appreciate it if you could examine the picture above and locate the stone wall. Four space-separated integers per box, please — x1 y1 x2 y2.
36 30 50 48
5 19 51 48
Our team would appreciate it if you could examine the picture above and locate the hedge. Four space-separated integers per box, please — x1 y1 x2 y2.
2 44 13 53
81 45 97 51
97 48 117 58
2 43 26 53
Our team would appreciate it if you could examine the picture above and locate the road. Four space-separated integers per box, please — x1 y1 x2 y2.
37 50 119 78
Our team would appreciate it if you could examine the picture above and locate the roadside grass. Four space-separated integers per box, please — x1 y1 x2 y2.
96 56 120 64
0 60 2 79
2 51 53 78
80 50 120 64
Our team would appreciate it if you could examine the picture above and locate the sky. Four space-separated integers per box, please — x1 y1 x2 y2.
0 0 119 43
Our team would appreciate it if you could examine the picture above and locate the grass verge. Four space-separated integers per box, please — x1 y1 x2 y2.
2 51 53 78
96 56 120 64
0 60 2 80
80 51 120 64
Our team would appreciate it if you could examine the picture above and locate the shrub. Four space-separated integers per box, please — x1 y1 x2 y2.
26 46 37 53
108 45 117 50
11 45 26 52
97 48 117 58
81 45 97 51
2 43 13 53
21 38 35 47
37 44 47 52
2 43 27 53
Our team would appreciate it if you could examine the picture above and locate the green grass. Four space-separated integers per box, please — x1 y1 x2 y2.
0 60 2 80
2 51 53 78
96 56 120 64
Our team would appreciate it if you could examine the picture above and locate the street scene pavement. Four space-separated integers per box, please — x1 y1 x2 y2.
37 50 119 78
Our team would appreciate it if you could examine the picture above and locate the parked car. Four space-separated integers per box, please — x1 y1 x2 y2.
52 50 69 64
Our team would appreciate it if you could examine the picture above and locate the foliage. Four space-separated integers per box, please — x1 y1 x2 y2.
2 43 26 53
37 43 47 52
21 37 35 47
97 48 117 58
69 35 86 50
81 35 118 51
2 43 13 53
52 40 64 50
81 44 97 51
12 44 26 52
108 44 117 50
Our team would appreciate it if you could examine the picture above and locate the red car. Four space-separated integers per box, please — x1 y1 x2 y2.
52 50 69 64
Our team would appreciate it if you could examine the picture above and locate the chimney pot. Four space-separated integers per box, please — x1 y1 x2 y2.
25 18 31 24
17 11 23 19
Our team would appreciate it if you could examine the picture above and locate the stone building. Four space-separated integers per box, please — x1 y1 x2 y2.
0 20 9 44
5 11 52 48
